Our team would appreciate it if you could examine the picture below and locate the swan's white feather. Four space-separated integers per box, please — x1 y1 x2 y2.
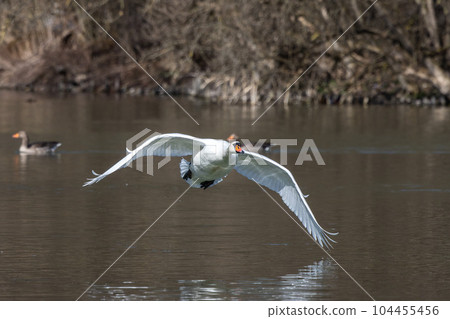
234 151 337 249
83 133 207 187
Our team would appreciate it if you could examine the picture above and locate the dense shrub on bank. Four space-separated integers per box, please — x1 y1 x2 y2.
0 0 449 105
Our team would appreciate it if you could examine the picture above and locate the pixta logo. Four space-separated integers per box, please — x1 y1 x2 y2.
126 129 325 176
236 138 325 165
125 129 172 176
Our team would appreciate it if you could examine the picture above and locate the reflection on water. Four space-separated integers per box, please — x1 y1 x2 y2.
14 153 62 167
178 260 336 301
1 91 450 300
86 260 336 301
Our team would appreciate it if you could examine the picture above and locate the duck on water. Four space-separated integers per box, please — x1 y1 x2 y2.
12 131 61 154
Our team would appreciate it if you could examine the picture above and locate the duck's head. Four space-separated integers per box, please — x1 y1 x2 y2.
12 131 27 139
229 141 244 154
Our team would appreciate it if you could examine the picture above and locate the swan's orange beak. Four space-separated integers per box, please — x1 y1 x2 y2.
12 133 19 138
235 144 244 153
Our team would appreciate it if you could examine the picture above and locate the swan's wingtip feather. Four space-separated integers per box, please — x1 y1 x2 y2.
312 227 338 250
83 175 100 187
82 180 93 187
324 229 339 236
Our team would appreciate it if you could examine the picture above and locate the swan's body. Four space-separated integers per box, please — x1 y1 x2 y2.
12 131 61 154
182 139 235 188
83 133 336 248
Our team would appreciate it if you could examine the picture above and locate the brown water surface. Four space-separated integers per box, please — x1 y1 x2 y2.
1 91 449 300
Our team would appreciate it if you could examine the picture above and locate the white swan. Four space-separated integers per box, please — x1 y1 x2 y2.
83 133 337 248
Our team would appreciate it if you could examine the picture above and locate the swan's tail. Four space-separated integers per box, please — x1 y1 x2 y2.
179 158 190 179
179 158 202 188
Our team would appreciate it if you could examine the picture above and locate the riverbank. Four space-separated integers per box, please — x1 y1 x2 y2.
1 0 449 106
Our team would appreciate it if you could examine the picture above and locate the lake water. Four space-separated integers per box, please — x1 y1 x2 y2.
1 90 449 300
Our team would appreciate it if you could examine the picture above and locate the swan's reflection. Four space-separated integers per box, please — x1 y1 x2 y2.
178 259 336 301
86 259 336 300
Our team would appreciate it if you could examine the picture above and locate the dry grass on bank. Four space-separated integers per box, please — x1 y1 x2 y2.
0 0 449 105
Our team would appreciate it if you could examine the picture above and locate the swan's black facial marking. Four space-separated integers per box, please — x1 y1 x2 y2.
234 142 244 154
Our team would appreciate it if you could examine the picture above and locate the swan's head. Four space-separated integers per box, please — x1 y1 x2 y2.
229 141 244 154
12 131 27 139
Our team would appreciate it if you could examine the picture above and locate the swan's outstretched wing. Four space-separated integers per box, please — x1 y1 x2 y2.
83 133 207 187
234 151 337 249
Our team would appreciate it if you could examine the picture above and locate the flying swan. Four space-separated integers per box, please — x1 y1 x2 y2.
83 133 337 248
